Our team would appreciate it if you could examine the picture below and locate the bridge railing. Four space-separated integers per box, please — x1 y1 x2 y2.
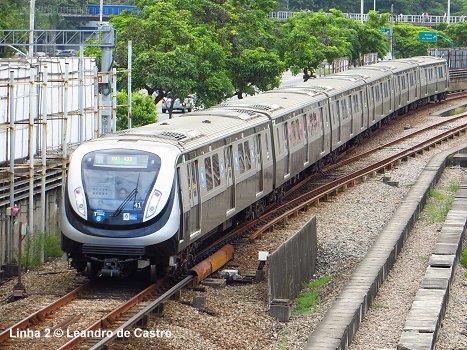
36 7 466 25
269 11 466 24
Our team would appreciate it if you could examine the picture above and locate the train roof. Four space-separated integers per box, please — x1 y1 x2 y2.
105 107 270 153
220 88 328 117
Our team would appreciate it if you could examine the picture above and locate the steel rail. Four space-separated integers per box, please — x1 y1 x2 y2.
0 282 91 343
87 275 193 350
323 111 467 172
56 278 167 350
247 122 467 240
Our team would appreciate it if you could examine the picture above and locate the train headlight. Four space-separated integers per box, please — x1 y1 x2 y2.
144 189 162 221
74 187 87 219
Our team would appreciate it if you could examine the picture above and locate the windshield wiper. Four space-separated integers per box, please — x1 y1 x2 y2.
113 174 140 217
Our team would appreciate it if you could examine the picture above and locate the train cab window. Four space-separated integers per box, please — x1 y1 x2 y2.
244 140 251 171
204 157 213 191
212 154 221 187
81 149 161 226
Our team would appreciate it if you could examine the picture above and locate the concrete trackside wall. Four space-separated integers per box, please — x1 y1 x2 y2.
268 216 317 304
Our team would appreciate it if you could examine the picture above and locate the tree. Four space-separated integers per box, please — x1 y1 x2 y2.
444 22 467 47
393 24 434 58
111 0 233 117
277 11 351 80
230 47 285 98
116 91 157 131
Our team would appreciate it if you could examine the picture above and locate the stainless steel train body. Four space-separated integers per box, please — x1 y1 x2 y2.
61 56 448 278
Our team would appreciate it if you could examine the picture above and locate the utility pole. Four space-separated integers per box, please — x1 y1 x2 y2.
100 23 114 134
29 0 35 57
361 0 364 23
389 3 394 60
447 0 451 24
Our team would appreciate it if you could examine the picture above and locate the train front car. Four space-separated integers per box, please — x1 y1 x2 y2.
61 139 181 280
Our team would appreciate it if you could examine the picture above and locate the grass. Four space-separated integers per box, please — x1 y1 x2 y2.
277 328 288 350
417 255 429 263
420 179 459 224
292 275 332 316
18 231 63 268
461 248 467 278
370 295 389 309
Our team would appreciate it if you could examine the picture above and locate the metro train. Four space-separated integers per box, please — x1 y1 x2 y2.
61 56 449 279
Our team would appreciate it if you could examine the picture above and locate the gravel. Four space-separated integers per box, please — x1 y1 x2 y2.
0 97 466 350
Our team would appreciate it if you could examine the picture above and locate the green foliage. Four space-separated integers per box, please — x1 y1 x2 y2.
21 232 62 268
444 22 467 48
293 275 332 316
461 247 467 269
116 91 157 131
420 182 458 223
393 24 436 58
230 47 285 97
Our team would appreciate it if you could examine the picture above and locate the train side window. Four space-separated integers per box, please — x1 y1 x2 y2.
275 127 282 155
298 118 303 140
238 143 245 174
212 154 221 187
340 99 348 119
306 114 312 136
244 140 251 171
204 157 213 191
265 132 270 160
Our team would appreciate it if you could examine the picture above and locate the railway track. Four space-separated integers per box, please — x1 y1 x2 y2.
195 110 467 254
0 275 193 350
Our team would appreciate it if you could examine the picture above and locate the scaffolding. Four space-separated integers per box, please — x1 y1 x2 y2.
0 56 103 266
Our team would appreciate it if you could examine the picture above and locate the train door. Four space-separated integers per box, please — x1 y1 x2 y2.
224 145 235 213
348 95 354 135
187 161 200 236
255 134 264 194
335 100 342 142
359 90 366 130
284 123 290 176
370 86 376 123
303 114 309 165
319 106 326 153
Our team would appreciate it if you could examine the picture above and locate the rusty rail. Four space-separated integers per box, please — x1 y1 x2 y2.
247 122 467 240
0 282 91 343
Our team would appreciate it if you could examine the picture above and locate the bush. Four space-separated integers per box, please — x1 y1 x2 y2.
116 91 157 130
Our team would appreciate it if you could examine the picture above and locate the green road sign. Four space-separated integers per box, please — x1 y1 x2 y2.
418 32 437 42
380 28 390 33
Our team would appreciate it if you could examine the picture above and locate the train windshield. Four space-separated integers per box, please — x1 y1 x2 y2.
81 149 161 226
